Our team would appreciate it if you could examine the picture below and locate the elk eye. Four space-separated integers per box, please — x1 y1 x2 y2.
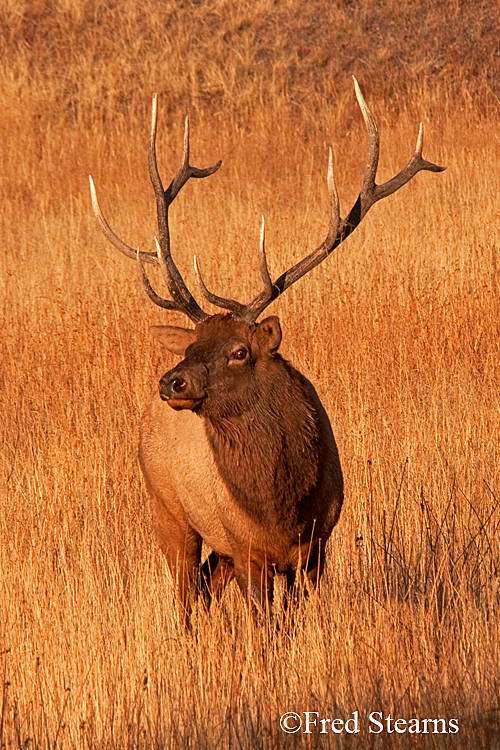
229 347 248 362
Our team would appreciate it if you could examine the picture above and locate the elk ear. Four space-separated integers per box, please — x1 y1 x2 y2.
149 325 197 355
254 315 282 353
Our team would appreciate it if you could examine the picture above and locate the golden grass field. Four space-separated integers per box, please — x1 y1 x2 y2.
0 1 499 747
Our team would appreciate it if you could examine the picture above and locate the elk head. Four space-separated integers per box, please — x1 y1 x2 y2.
148 313 280 415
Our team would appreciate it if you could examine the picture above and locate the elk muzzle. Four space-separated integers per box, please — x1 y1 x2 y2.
159 362 207 411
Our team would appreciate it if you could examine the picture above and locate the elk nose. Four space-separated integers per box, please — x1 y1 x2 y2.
170 377 187 393
159 373 188 401
159 362 208 403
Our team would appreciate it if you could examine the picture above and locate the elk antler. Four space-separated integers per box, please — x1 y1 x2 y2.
91 80 445 326
89 95 221 324
197 77 446 323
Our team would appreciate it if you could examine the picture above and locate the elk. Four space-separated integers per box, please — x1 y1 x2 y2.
89 79 444 614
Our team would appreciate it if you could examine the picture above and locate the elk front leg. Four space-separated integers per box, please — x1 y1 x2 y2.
233 556 275 614
199 552 234 605
303 541 325 590
150 495 202 614
283 541 325 607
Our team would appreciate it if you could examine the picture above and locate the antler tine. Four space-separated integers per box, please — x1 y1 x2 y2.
258 216 274 301
151 236 205 323
239 77 446 323
416 121 424 155
183 115 190 166
89 175 158 265
166 116 222 203
326 149 341 245
137 246 187 312
194 255 247 316
353 77 379 201
371 119 444 203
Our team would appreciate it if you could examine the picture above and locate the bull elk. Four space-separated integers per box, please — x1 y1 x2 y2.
89 79 444 614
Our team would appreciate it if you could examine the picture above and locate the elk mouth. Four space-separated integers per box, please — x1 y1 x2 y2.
159 369 206 411
165 396 204 411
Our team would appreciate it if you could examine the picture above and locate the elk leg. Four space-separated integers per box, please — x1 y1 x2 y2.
234 559 274 614
283 543 324 608
282 568 297 611
150 496 202 614
199 552 234 604
304 542 324 590
200 551 219 592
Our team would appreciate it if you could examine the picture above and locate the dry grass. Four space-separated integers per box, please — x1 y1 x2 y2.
1 1 500 748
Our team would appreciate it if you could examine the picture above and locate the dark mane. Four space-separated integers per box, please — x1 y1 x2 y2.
203 356 326 540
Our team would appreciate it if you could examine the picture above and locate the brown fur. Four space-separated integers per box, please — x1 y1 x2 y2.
140 314 343 612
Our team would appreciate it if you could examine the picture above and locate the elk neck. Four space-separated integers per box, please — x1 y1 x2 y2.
201 355 327 538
